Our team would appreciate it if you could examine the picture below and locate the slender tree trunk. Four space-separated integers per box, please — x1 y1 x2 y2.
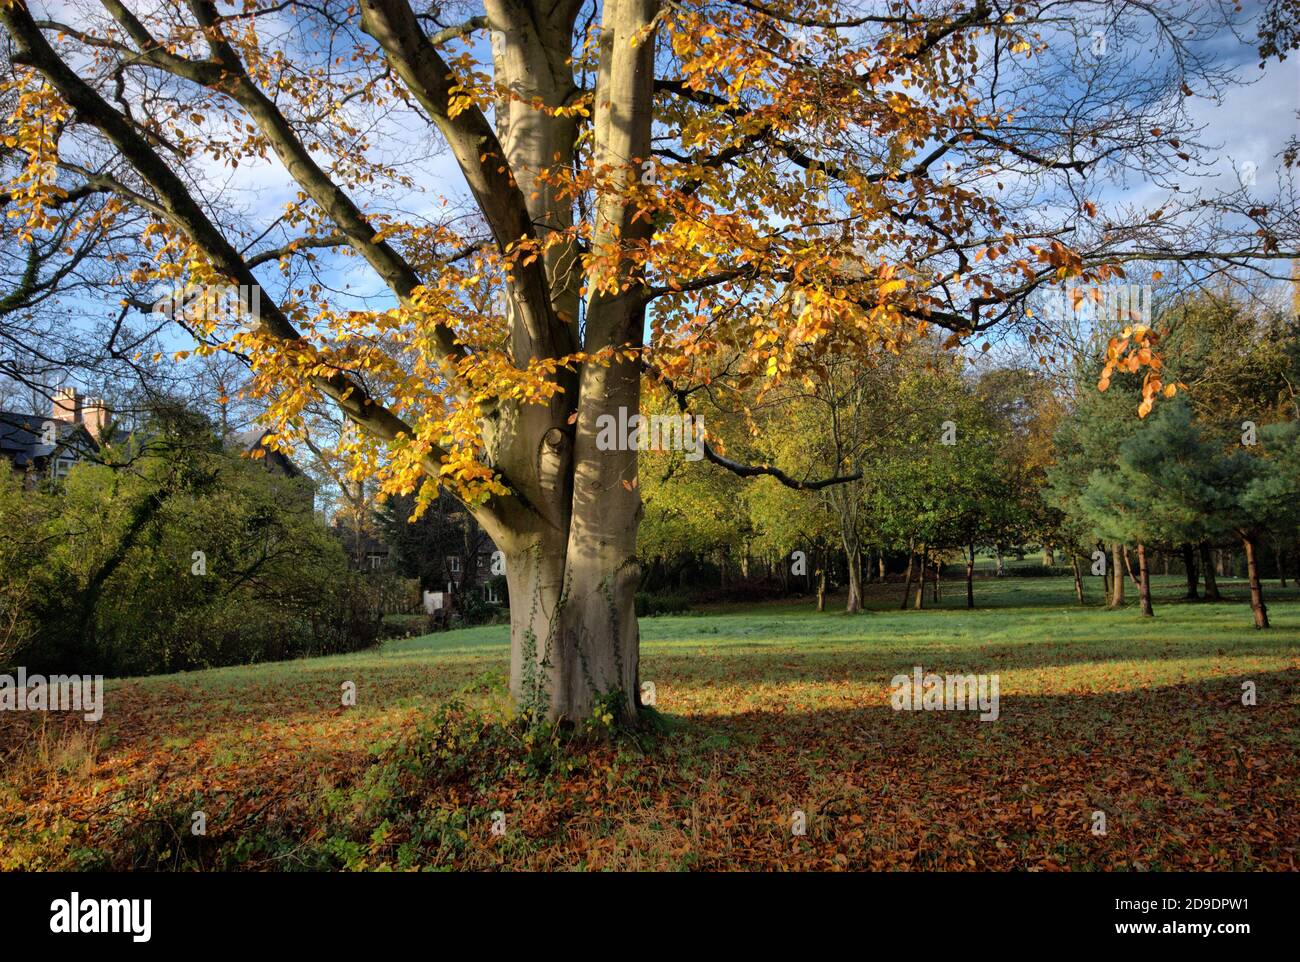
1137 542 1154 617
1071 554 1085 604
1043 544 1054 566
914 544 927 610
966 542 976 609
1242 534 1270 629
878 553 886 581
1109 543 1125 608
1181 542 1199 600
1200 542 1222 600
1122 544 1139 588
995 546 1005 577
932 557 941 603
844 540 863 613
901 540 915 610
816 563 826 612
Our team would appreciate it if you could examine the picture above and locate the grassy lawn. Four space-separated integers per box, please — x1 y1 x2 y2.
2 574 1297 871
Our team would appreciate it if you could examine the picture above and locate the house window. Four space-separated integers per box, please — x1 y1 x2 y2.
368 554 384 570
477 554 485 568
54 457 74 479
447 555 461 573
484 583 501 604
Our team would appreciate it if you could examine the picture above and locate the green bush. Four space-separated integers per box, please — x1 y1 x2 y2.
1001 563 1069 578
635 590 692 617
0 409 381 676
457 583 508 626
379 612 432 640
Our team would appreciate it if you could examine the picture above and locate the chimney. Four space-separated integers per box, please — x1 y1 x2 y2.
82 397 111 441
51 387 81 424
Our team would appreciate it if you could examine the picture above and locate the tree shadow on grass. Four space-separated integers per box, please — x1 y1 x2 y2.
643 628 1300 687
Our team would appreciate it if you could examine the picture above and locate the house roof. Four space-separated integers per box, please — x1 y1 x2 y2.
228 425 307 479
229 426 269 452
0 412 93 468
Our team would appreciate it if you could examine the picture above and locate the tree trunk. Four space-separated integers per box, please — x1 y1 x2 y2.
914 544 927 610
844 539 863 613
1242 534 1270 629
499 363 645 718
1122 544 1140 588
1071 554 1085 604
995 546 1005 577
1276 545 1287 588
966 542 976 609
901 541 915 610
816 561 826 612
932 557 940 603
486 0 658 722
1181 542 1199 600
1200 542 1222 600
1137 542 1154 617
1109 543 1125 608
1043 544 1054 567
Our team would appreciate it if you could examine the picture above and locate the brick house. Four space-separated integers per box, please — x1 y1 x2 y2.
1 391 313 505
0 388 112 481
421 546 504 613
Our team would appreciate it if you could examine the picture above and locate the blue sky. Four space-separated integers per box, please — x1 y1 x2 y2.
32 0 1300 399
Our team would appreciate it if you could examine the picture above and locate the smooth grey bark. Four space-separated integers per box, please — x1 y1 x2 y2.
844 534 864 612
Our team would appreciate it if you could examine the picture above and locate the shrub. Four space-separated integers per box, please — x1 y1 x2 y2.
2 412 382 676
379 612 433 640
635 590 692 617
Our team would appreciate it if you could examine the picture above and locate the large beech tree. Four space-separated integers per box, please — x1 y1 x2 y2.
2 0 1295 718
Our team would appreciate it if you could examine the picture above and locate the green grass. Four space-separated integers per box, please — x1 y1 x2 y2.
2 574 1297 871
